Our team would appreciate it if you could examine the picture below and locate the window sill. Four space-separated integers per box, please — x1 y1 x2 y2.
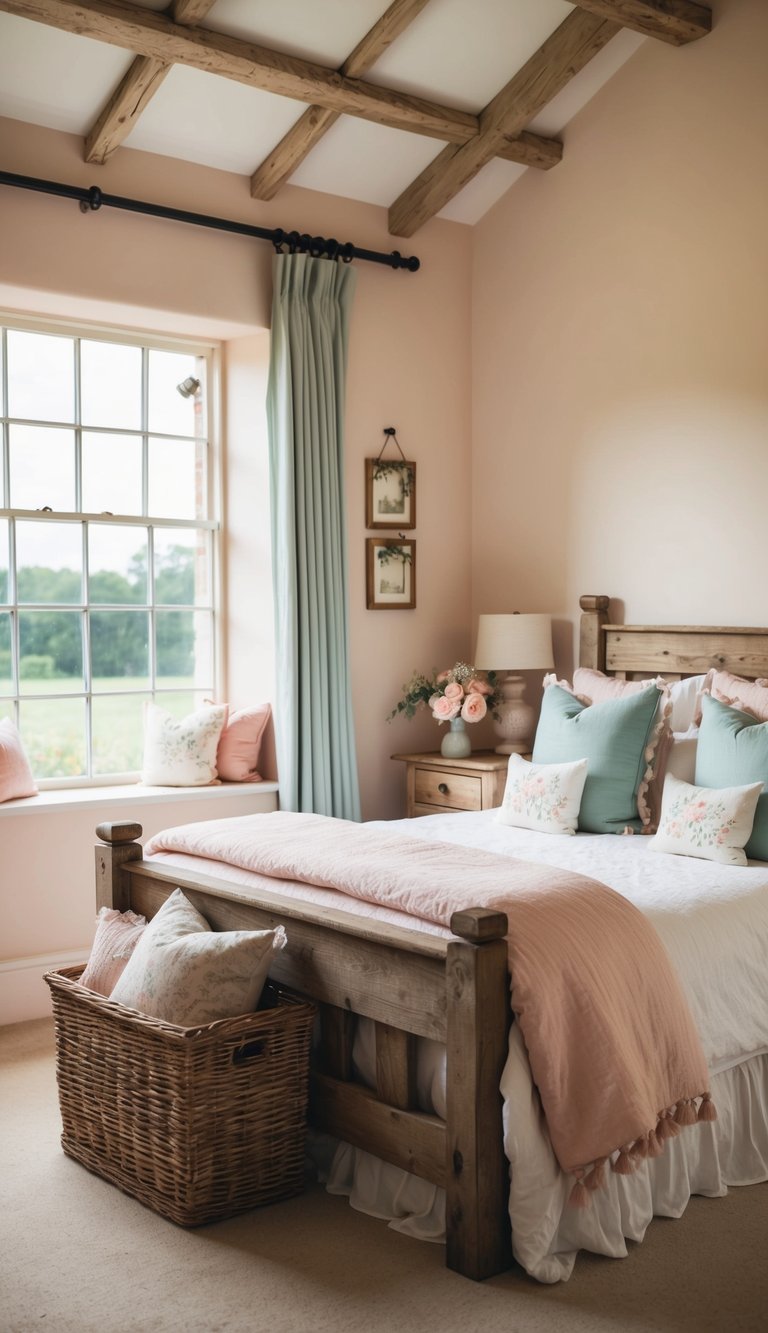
0 781 279 818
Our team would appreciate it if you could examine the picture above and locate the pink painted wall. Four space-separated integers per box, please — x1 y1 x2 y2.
0 119 473 1018
0 119 474 822
471 0 768 675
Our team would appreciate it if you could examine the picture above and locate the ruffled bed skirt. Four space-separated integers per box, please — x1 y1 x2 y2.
311 1021 768 1283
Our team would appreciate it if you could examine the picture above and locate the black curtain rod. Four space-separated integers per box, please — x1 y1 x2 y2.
0 170 420 273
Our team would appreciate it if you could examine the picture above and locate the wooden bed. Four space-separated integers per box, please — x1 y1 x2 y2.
93 594 768 1281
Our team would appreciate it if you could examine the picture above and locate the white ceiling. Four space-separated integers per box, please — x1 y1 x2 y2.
0 0 646 226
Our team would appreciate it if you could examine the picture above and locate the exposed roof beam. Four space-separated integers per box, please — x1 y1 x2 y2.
0 0 487 144
85 1 215 165
1 0 563 175
251 0 434 201
389 10 619 238
250 1 562 200
572 1 711 46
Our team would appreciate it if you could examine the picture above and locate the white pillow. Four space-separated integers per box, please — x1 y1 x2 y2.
141 702 228 786
496 754 588 836
665 730 698 785
650 773 763 866
110 888 286 1025
667 675 707 733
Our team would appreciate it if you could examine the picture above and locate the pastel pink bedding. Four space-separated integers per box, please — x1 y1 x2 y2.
145 811 713 1189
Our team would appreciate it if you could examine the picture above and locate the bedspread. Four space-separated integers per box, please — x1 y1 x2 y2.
145 810 712 1184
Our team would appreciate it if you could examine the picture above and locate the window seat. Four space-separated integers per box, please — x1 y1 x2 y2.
0 781 279 818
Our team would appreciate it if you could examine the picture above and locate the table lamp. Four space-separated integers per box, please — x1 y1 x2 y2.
474 613 554 755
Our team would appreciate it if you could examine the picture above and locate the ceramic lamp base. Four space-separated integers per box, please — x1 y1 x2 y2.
492 675 534 756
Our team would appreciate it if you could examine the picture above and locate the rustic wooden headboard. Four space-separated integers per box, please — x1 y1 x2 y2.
579 594 768 681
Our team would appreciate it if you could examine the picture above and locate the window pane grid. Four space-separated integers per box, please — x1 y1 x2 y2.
0 318 216 782
3 417 202 443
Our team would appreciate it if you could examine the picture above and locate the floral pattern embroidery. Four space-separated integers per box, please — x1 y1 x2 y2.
110 889 286 1025
143 703 228 785
504 771 569 828
662 791 736 849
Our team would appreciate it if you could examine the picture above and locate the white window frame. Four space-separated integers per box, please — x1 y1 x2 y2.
0 311 222 789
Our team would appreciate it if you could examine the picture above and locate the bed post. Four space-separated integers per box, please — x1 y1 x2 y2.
445 907 511 1280
95 822 143 912
579 594 610 671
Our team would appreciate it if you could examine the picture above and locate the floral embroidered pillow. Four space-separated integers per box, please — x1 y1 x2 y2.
141 702 228 786
650 773 763 866
110 888 286 1026
497 754 588 836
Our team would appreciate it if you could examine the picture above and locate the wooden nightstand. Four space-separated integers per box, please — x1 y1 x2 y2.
391 750 510 819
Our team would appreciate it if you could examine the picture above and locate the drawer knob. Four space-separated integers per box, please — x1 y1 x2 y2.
438 782 449 795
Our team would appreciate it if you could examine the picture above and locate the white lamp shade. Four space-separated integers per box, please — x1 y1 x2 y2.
474 613 554 671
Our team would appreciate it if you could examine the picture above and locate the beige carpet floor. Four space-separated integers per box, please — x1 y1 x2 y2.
2 1018 767 1333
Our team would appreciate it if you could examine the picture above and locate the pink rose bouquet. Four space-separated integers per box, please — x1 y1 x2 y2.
388 661 500 725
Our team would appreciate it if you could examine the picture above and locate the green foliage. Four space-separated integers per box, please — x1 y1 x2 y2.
11 546 196 681
372 460 414 498
387 670 436 721
18 654 55 680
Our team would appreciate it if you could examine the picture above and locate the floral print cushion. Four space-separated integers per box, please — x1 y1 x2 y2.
110 888 286 1025
650 774 763 867
141 702 228 786
497 754 588 836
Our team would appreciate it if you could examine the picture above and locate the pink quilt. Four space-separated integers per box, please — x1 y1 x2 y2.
145 811 714 1195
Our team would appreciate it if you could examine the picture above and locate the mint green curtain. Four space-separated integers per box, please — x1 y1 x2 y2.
266 253 361 820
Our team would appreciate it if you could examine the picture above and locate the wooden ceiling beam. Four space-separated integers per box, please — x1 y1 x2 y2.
1 0 564 179
389 10 619 238
572 1 711 46
85 56 171 164
84 1 216 165
0 0 483 144
251 0 433 201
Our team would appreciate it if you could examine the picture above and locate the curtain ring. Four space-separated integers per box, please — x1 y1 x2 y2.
79 185 102 214
272 227 285 254
341 242 354 264
325 238 340 261
309 235 325 258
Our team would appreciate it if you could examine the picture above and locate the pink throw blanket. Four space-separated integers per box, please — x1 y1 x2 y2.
145 812 714 1193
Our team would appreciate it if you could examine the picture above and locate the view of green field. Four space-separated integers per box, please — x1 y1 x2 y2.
6 677 201 778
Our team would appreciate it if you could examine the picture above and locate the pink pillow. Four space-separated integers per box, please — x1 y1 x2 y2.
80 906 147 995
571 667 666 704
703 669 768 722
215 703 270 782
0 718 38 802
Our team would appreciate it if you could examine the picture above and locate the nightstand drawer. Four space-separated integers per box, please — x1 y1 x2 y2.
413 768 483 811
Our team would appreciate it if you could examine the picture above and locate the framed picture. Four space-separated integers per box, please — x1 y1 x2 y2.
365 459 416 530
366 538 416 610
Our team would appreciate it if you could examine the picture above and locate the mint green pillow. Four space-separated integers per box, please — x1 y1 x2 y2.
695 694 768 861
532 684 662 833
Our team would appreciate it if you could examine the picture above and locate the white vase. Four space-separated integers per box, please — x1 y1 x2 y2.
441 716 471 759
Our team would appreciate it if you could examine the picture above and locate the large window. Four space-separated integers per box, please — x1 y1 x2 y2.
0 319 218 784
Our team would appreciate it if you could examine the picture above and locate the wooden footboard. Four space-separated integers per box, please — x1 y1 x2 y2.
95 822 512 1280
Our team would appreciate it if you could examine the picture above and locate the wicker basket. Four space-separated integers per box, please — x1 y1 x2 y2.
45 965 316 1226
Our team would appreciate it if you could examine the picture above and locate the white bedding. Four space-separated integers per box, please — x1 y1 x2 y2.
147 809 768 1282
